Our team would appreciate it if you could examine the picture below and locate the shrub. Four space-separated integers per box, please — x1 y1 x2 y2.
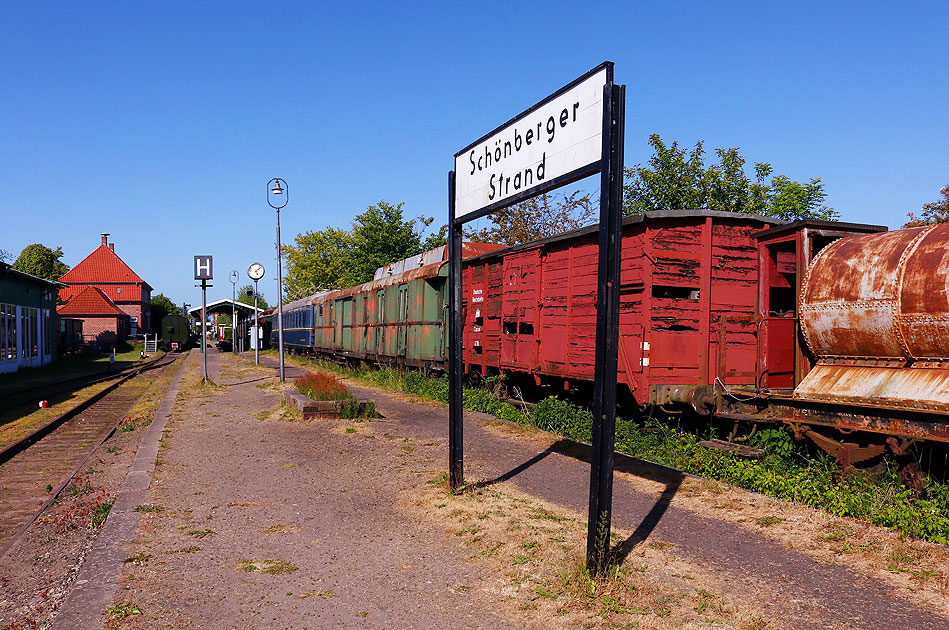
294 372 348 401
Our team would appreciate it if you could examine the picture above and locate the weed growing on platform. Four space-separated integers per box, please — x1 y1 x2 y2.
91 499 114 528
294 371 348 400
237 558 299 574
105 602 143 621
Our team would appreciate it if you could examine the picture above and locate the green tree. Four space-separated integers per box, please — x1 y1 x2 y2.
464 191 597 245
283 227 355 300
623 134 837 221
149 293 178 331
904 185 949 227
13 244 70 280
237 284 269 310
282 200 436 299
347 201 429 284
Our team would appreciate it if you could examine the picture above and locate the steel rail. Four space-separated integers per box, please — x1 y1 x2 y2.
1 355 170 412
0 352 176 466
0 352 182 560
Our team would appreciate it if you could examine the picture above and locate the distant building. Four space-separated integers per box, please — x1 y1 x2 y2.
58 233 152 342
57 286 131 348
0 262 61 373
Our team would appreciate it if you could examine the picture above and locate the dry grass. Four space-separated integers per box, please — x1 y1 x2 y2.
0 380 113 450
402 473 782 629
477 423 949 617
668 476 949 614
255 400 302 423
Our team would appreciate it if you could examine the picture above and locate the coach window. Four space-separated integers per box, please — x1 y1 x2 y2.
0 305 6 361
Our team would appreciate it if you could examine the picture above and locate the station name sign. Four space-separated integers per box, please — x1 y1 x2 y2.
453 63 610 221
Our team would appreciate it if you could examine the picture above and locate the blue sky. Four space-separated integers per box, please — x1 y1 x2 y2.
1 2 946 307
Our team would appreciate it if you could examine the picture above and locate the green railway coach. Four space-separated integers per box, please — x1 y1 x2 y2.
313 262 448 369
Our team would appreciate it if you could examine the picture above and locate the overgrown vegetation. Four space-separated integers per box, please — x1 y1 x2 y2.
288 356 949 544
294 372 348 400
293 370 378 419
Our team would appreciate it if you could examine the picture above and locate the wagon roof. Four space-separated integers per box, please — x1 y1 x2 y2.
751 218 887 240
460 208 789 263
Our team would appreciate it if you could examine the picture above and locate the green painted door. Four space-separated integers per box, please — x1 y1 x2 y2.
397 284 408 357
375 290 385 355
341 299 353 349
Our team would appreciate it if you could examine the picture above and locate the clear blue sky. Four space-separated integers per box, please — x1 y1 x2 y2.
2 2 946 307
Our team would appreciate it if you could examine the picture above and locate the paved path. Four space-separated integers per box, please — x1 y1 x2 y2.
55 349 948 629
72 349 519 629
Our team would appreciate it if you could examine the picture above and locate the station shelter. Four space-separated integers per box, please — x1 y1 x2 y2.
189 299 260 352
0 262 62 374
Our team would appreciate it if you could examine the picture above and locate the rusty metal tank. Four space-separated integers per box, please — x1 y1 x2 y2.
800 223 949 361
795 223 949 415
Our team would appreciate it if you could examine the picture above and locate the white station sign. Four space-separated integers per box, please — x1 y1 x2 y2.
454 66 609 219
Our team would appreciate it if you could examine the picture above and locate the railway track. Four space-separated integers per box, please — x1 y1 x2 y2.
1 355 164 412
0 352 181 559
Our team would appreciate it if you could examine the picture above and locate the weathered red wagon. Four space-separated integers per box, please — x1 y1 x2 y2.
462 210 877 405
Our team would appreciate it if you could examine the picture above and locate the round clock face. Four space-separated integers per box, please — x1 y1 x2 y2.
247 262 265 280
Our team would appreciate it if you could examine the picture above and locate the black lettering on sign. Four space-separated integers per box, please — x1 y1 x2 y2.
560 108 568 127
546 116 556 143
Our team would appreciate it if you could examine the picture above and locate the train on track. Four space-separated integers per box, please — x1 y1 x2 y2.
268 209 949 464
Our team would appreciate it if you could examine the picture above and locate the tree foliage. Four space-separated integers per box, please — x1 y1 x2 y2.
464 191 597 245
149 293 178 331
623 134 837 221
237 284 269 310
0 249 11 263
904 185 949 227
282 200 437 300
13 244 70 280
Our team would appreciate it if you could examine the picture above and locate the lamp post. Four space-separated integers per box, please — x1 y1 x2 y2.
267 178 288 382
229 270 238 354
247 262 265 367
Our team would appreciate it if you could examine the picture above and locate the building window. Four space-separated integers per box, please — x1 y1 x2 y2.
43 309 51 357
5 304 17 360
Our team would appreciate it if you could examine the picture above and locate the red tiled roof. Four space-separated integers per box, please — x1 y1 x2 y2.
57 286 130 317
59 244 152 289
60 283 143 303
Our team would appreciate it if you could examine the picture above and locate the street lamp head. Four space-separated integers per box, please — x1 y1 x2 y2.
267 177 288 210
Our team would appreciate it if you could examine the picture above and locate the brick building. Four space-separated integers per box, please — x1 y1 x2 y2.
56 286 130 347
58 234 152 341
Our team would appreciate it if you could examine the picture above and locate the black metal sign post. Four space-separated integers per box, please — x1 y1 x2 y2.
194 255 213 383
448 170 464 490
587 82 625 573
448 62 624 573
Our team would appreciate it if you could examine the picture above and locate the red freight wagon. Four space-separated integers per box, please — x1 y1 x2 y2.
461 210 880 412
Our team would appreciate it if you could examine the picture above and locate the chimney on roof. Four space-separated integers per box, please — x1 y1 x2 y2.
109 243 114 251
101 233 110 247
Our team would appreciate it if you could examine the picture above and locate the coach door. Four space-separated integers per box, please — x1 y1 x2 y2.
333 300 343 349
397 284 409 357
375 290 385 355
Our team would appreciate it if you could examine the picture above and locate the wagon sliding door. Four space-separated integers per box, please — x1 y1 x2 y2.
397 284 409 357
501 251 540 369
375 290 385 357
